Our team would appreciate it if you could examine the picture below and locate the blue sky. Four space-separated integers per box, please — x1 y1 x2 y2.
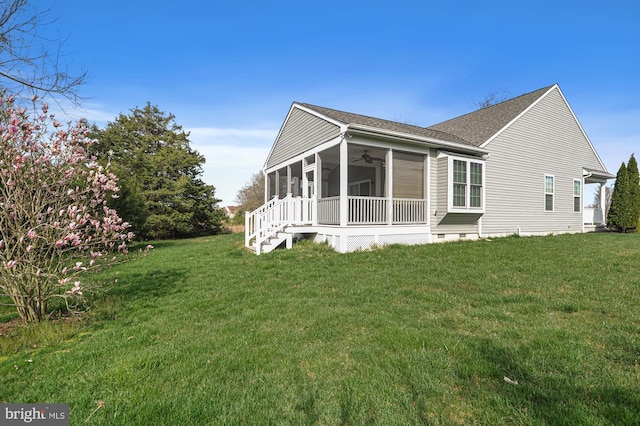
40 0 640 205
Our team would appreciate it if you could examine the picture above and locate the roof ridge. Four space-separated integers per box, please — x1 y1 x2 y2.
297 102 475 147
298 102 425 129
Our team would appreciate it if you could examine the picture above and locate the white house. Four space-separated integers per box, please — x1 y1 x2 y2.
246 84 613 254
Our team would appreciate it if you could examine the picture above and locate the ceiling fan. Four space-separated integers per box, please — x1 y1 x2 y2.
353 150 384 164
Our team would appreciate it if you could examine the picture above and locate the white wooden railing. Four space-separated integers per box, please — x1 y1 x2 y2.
584 207 604 225
318 197 340 224
318 196 429 225
247 195 430 252
393 198 428 224
245 195 314 253
348 196 387 224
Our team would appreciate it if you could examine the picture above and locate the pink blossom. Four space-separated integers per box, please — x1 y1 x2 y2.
146 245 154 250
70 281 82 295
6 260 17 268
26 245 34 253
27 229 37 240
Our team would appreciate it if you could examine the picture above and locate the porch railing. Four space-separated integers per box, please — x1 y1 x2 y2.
348 196 387 224
318 196 340 225
247 195 430 251
584 207 604 225
245 195 314 253
318 196 428 225
393 198 429 224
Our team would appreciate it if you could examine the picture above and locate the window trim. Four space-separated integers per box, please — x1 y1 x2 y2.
544 175 554 212
573 179 582 213
446 155 485 213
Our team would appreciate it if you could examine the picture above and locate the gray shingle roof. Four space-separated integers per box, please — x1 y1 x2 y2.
427 85 555 146
298 85 554 149
297 103 476 147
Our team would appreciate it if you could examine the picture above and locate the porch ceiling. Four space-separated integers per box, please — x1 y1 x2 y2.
320 146 388 169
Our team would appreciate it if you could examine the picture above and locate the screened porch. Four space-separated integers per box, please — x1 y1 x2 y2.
264 143 430 226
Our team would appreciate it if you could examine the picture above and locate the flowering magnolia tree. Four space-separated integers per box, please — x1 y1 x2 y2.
0 94 134 323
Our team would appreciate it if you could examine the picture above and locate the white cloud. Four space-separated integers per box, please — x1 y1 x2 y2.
187 127 276 206
48 101 118 125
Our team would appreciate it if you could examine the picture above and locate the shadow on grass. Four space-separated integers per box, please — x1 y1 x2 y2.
463 337 640 424
87 266 187 324
109 267 187 300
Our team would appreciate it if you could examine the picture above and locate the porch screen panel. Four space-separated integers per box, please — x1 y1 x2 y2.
393 152 424 199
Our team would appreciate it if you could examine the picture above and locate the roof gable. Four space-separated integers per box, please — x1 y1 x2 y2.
265 105 341 169
427 85 555 146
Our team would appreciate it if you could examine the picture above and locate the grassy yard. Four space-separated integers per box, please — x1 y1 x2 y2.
1 233 639 425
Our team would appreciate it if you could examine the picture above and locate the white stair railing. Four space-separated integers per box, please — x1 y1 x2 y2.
246 195 316 254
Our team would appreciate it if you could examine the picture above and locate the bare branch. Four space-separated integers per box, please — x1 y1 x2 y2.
0 0 86 104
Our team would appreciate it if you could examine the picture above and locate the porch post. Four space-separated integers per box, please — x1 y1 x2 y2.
264 171 269 203
600 182 606 224
425 152 431 227
286 165 292 196
339 138 348 227
302 159 309 197
274 170 280 199
386 149 393 225
314 153 321 225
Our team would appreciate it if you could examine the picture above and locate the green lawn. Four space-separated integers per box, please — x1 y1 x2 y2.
1 233 639 425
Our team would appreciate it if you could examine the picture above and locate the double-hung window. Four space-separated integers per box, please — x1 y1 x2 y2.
453 160 467 207
447 155 485 212
545 175 554 212
573 179 581 213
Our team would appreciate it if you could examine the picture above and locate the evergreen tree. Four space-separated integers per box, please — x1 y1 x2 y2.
626 154 640 231
90 103 224 239
607 162 634 232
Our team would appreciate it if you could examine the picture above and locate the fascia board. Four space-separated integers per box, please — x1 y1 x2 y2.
262 102 297 170
264 134 344 175
294 103 349 132
554 87 610 173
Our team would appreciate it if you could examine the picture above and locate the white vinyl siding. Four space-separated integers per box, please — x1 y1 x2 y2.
573 179 581 213
481 87 607 236
266 107 340 169
545 175 554 212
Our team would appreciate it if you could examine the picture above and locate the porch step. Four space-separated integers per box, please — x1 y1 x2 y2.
252 231 291 254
